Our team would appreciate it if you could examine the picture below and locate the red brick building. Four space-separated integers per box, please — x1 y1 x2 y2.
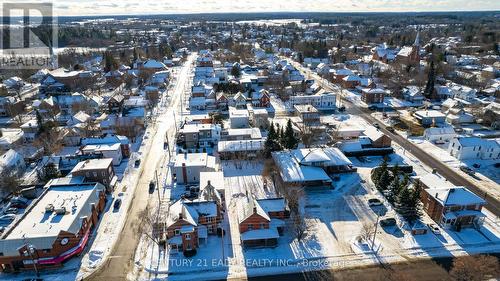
0 181 106 272
166 200 222 254
421 186 486 229
238 198 289 248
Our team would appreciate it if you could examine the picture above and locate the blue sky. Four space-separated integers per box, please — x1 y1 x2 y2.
27 0 500 16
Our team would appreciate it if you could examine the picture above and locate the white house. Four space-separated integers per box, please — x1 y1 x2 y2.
448 137 500 160
80 143 123 165
173 153 218 184
289 92 337 110
0 149 26 177
423 127 457 143
229 107 249 129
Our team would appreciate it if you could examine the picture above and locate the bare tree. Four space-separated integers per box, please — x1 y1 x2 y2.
0 167 21 194
359 221 376 244
34 126 64 156
291 211 309 241
450 255 499 281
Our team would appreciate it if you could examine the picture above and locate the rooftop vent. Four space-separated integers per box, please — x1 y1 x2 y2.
45 204 54 213
55 206 66 215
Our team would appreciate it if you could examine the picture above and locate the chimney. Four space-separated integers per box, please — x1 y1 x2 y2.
253 206 257 214
179 212 183 219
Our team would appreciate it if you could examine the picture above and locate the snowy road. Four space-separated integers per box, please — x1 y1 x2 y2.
86 55 195 281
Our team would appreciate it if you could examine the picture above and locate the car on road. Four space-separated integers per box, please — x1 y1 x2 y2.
427 223 441 235
338 106 346 112
134 159 141 168
459 165 475 175
379 217 397 227
113 198 122 210
386 126 394 132
368 105 377 111
373 123 380 128
149 181 155 193
0 214 16 224
368 198 383 206
2 207 18 215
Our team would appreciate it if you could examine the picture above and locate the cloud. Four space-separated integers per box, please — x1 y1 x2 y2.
48 0 500 16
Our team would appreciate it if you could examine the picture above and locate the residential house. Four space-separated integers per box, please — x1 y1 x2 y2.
402 86 425 104
414 110 446 127
361 88 385 104
448 137 500 160
423 127 457 143
272 147 354 188
166 200 222 253
173 153 218 184
69 158 117 192
80 134 131 157
177 123 221 149
229 107 249 129
421 184 486 229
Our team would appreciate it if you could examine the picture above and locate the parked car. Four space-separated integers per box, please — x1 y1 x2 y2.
164 142 169 149
368 198 383 206
373 123 380 128
2 207 18 215
386 126 394 132
379 217 397 227
149 181 155 193
10 197 29 208
134 159 141 168
427 223 441 235
338 106 346 112
113 198 122 210
0 214 16 224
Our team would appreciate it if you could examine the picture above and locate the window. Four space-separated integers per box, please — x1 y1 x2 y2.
174 229 180 236
93 172 97 177
185 234 191 240
247 224 253 230
260 223 266 229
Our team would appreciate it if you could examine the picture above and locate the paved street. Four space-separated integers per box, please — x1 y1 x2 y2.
86 55 194 281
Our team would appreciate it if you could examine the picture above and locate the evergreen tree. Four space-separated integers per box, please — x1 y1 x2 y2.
396 186 422 224
264 123 281 158
231 64 241 78
388 174 402 204
35 110 43 133
424 60 436 99
284 119 298 149
104 51 118 72
371 158 388 186
377 169 392 191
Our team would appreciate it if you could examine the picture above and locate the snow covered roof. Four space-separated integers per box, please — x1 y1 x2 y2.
363 126 386 142
70 158 113 173
414 110 446 119
0 182 104 256
217 139 265 153
240 228 279 241
455 137 483 147
143 59 167 69
166 200 218 228
424 127 456 136
257 198 287 213
293 147 352 167
272 151 331 183
174 153 216 169
417 173 455 190
426 186 486 207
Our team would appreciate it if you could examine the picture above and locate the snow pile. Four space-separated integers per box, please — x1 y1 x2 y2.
87 249 104 268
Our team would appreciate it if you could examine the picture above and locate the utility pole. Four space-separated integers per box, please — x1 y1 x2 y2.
371 212 381 251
